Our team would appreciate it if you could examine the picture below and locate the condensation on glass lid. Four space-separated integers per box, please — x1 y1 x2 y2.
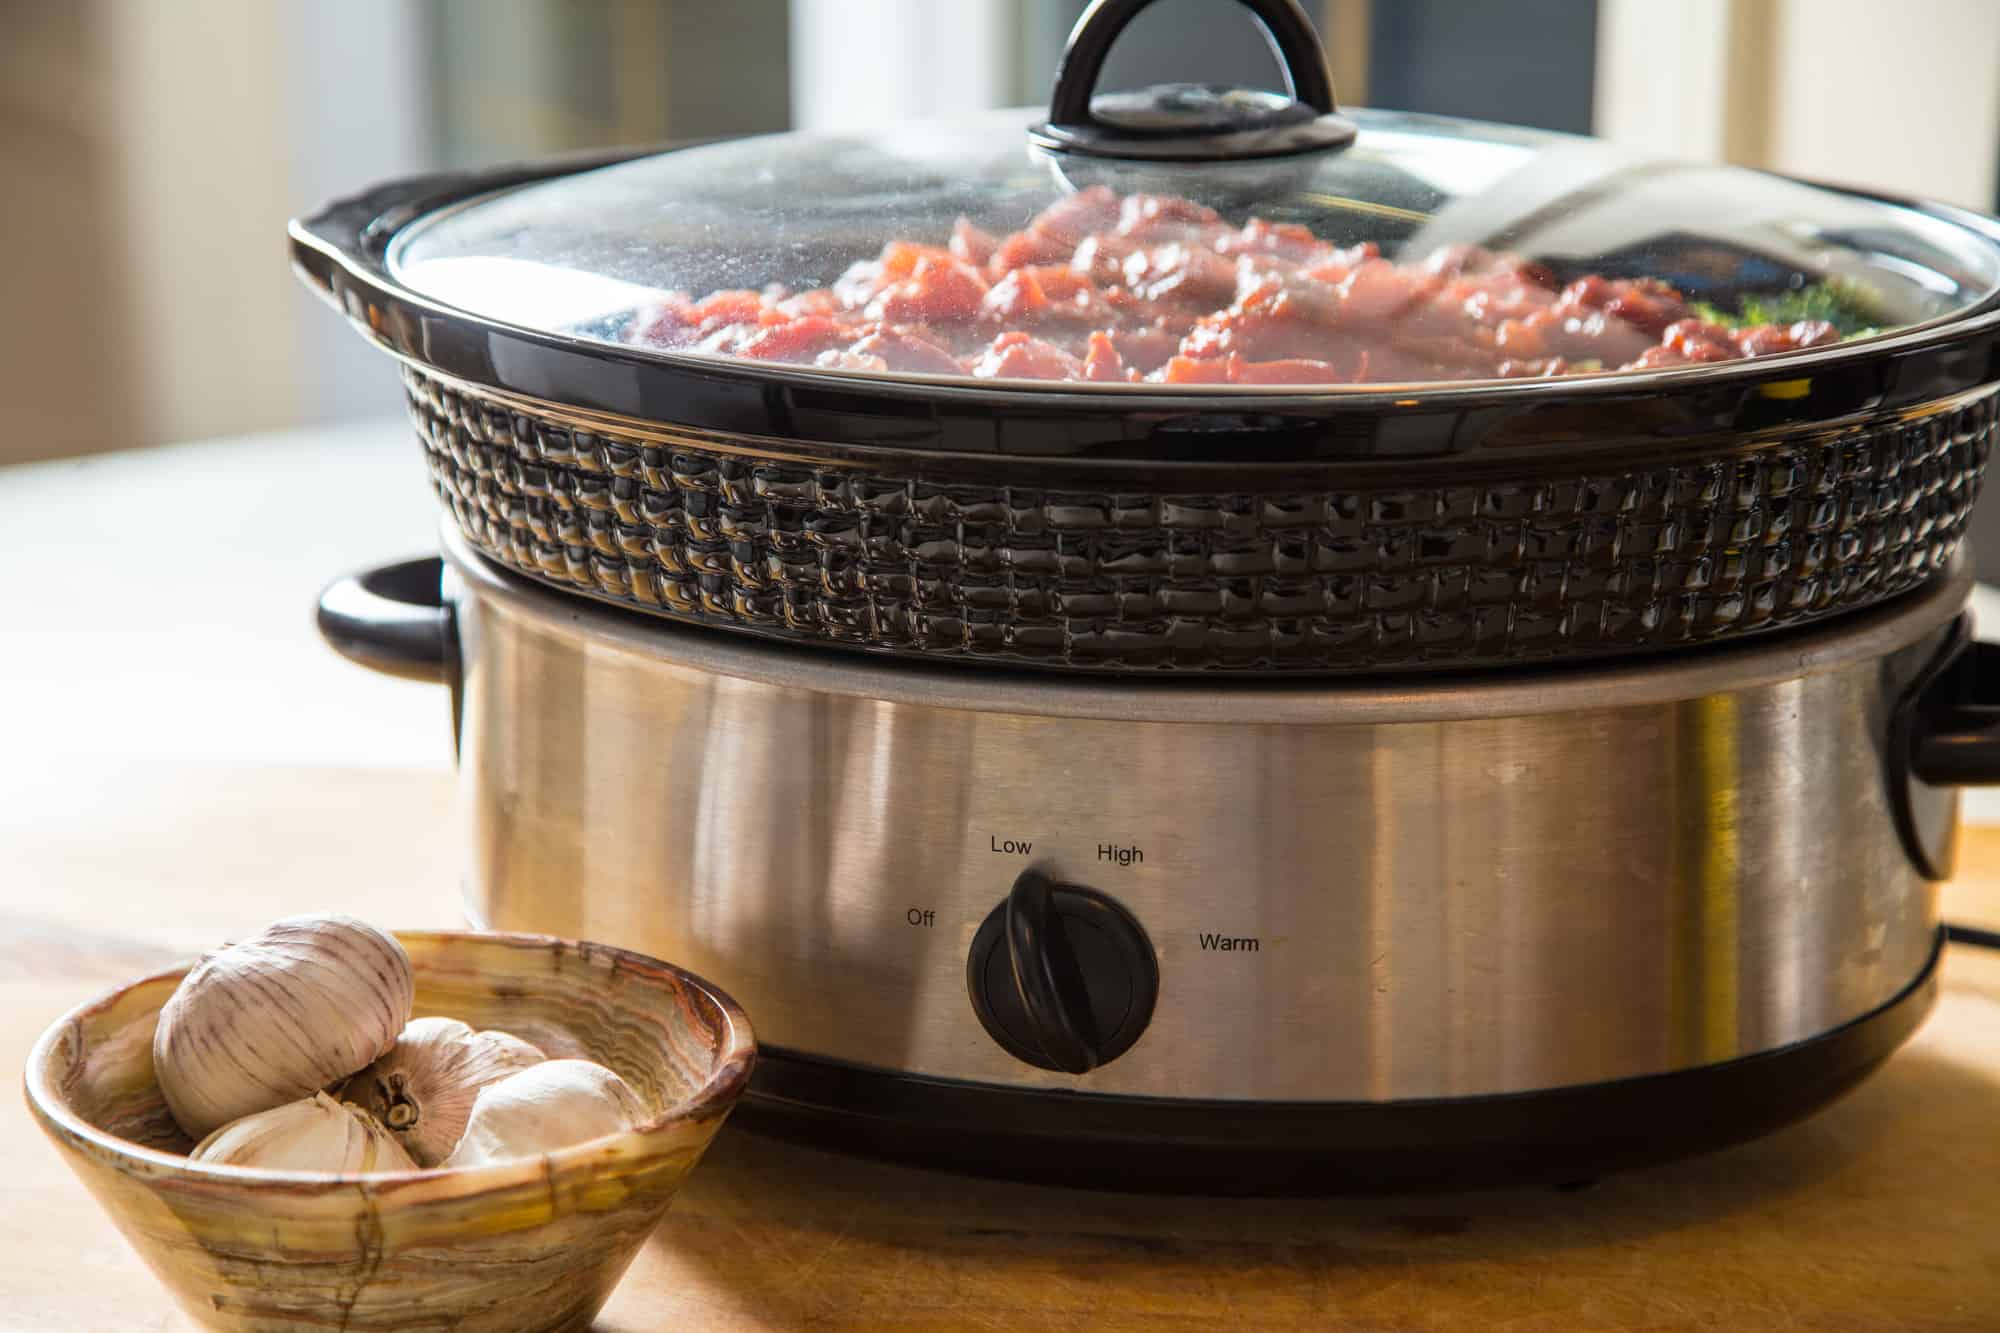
389 108 2000 390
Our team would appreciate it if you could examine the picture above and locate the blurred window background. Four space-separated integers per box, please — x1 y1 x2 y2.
4 0 1998 461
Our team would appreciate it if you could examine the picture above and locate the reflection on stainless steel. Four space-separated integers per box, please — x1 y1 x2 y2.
451 531 1957 1102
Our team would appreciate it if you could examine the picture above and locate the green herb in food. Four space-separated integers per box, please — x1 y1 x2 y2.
1690 279 1883 337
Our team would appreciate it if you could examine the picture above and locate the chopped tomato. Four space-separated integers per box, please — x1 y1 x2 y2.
1121 243 1237 305
879 241 953 281
1216 217 1325 264
1229 356 1352 385
690 290 767 325
815 349 889 372
735 316 851 362
1116 192 1223 241
1297 241 1380 284
981 268 1049 322
1030 185 1121 245
775 288 840 319
969 331 1083 380
1735 319 1839 356
1070 233 1141 284
987 227 1074 277
1082 331 1127 382
628 296 697 347
949 217 997 267
1108 327 1180 373
866 254 989 324
847 327 963 375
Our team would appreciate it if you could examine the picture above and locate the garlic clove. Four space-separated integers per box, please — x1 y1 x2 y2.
441 1059 648 1168
153 913 416 1140
339 1016 546 1166
191 1092 417 1175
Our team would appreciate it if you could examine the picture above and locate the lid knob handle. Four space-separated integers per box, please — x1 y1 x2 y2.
1031 0 1356 161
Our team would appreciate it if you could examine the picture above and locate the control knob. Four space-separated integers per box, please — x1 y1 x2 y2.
966 868 1158 1074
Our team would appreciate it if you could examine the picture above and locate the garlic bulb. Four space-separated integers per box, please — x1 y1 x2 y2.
153 913 415 1139
191 1092 417 1175
441 1059 648 1168
340 1016 546 1166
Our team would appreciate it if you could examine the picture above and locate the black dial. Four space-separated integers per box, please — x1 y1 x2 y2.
967 868 1158 1074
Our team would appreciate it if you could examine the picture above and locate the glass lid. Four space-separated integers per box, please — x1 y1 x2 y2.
390 3 2000 392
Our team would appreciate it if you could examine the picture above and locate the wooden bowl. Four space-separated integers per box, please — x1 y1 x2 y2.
23 931 755 1332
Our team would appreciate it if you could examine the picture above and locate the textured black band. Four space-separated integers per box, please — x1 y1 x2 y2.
410 366 1992 673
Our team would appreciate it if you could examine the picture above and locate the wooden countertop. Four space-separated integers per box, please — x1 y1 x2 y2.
6 757 2000 1331
7 422 2000 1330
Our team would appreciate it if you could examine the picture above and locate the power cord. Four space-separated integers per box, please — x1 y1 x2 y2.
1945 922 2000 951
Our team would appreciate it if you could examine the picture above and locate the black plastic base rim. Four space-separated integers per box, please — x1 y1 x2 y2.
733 936 1941 1195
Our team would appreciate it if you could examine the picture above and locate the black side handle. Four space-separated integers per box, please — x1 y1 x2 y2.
1029 0 1356 161
316 557 456 685
1909 636 2000 785
1889 615 2000 880
1896 619 2000 947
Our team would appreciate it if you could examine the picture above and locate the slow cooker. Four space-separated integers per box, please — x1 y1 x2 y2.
298 0 2000 1189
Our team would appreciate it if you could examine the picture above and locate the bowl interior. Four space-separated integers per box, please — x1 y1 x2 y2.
35 930 754 1164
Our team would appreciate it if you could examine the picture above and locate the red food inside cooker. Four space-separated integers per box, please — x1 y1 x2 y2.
626 186 1836 385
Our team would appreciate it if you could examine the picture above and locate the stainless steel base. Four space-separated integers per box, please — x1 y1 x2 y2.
445 528 1960 1103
